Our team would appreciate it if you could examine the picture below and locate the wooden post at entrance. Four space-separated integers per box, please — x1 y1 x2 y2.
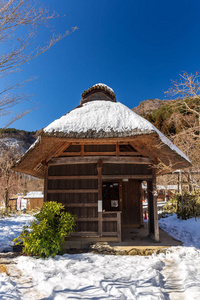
147 167 159 242
43 163 48 202
97 160 103 236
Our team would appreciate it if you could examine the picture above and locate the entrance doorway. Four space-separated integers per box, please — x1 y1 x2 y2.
102 182 119 212
121 179 143 227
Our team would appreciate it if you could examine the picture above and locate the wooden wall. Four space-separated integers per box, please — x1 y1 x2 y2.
26 198 43 210
47 161 151 235
48 163 98 233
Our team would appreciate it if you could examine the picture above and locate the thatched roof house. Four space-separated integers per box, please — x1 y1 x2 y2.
13 84 190 245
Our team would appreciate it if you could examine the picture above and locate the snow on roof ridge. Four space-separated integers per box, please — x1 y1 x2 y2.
93 83 114 93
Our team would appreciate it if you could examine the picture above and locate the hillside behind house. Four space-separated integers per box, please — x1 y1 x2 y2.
0 128 39 154
133 97 200 137
132 98 168 116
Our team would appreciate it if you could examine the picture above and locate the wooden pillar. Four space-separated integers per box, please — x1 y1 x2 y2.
152 167 159 242
147 168 159 242
97 160 102 236
139 181 143 226
44 165 48 202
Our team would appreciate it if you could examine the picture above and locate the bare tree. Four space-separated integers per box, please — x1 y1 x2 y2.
0 0 77 127
0 147 44 210
0 148 19 209
160 72 200 192
165 72 200 161
165 72 200 137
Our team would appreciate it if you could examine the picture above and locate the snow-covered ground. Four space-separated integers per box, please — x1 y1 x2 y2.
0 214 34 252
0 214 200 299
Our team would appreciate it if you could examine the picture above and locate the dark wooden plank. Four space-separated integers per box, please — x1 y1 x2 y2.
81 144 84 156
70 232 98 236
60 151 142 157
64 203 98 207
76 218 98 221
48 175 98 180
117 212 121 242
102 174 152 180
60 152 81 156
152 164 159 242
44 166 48 202
102 232 118 236
49 156 153 165
119 152 141 156
116 143 119 156
102 218 118 221
47 189 98 194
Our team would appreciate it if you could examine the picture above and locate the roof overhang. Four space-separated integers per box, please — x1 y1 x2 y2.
12 133 191 178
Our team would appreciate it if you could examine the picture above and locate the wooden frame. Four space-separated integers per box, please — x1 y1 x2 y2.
49 156 153 165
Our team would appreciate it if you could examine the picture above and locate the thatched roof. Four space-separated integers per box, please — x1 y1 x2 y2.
13 84 191 178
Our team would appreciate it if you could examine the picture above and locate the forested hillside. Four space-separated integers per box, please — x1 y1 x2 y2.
0 128 38 153
133 98 200 136
133 97 200 167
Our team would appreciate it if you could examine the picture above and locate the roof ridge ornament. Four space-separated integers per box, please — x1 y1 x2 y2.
81 83 116 105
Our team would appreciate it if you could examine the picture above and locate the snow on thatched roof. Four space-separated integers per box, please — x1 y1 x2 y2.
12 83 191 178
43 99 190 163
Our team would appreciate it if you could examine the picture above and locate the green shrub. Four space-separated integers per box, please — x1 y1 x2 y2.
13 201 76 258
175 191 200 220
160 197 177 219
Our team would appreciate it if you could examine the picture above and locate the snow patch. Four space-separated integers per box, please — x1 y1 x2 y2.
24 191 43 199
159 213 200 248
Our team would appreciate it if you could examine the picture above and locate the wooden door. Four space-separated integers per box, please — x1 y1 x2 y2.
102 182 119 211
122 179 142 227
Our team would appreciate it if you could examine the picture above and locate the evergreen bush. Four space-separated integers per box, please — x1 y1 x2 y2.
13 201 76 258
175 191 200 220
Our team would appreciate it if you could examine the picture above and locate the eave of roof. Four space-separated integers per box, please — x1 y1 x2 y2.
12 133 191 178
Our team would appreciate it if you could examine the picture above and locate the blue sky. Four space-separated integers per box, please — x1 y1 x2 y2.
1 0 200 131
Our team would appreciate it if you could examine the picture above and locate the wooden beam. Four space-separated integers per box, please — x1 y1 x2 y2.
102 174 152 180
61 152 117 156
46 142 71 162
49 156 153 165
48 175 98 180
61 152 81 156
44 166 48 202
152 166 159 242
102 232 118 236
45 141 64 162
60 151 142 156
47 189 98 194
118 152 141 156
64 203 98 207
129 141 156 161
76 218 98 222
116 143 119 156
102 218 119 222
43 135 158 145
117 212 121 242
69 232 98 236
147 166 159 242
81 144 84 156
